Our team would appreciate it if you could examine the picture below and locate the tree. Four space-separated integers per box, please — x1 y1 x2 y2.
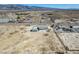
17 16 20 19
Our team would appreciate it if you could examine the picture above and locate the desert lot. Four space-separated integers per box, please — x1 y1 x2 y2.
0 24 65 54
1 24 79 54
57 33 79 53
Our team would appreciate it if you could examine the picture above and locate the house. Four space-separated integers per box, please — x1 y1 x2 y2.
30 25 49 32
73 26 79 28
55 22 79 32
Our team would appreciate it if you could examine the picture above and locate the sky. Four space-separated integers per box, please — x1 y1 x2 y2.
24 4 79 9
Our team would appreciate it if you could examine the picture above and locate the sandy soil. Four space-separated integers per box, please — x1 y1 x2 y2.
57 33 79 51
0 25 65 54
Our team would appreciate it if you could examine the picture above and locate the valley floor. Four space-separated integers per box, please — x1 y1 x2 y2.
0 24 79 54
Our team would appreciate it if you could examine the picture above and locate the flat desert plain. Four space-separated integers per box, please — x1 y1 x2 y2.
0 24 65 54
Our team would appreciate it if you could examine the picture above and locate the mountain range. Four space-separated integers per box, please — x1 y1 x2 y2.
0 4 78 11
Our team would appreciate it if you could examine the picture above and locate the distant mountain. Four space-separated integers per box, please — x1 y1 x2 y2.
0 4 64 11
0 4 78 11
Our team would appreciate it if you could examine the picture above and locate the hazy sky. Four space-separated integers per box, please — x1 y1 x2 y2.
24 4 79 9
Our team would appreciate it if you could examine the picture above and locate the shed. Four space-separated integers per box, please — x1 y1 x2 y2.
30 25 49 32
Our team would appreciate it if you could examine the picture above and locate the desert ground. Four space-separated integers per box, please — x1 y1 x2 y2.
0 10 79 54
57 33 79 53
0 24 66 54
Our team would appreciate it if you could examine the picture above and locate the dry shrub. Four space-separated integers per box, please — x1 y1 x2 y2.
9 30 18 35
20 27 24 30
55 52 64 54
39 47 47 54
0 32 4 35
43 33 49 36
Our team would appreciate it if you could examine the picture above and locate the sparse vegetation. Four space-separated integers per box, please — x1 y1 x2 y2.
0 10 79 54
44 33 49 36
